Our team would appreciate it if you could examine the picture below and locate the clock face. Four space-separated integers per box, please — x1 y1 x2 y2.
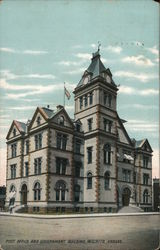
106 75 111 83
83 76 89 85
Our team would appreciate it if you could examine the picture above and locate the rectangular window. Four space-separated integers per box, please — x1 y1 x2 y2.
75 139 81 154
89 92 93 105
75 162 81 177
88 118 93 131
34 158 42 175
25 162 29 177
104 118 112 132
79 96 83 109
11 144 17 158
87 147 92 164
10 164 16 179
143 156 149 168
84 94 88 107
56 158 67 175
25 140 29 154
133 172 137 184
122 169 131 182
56 133 67 150
35 134 42 150
143 174 149 185
104 92 112 107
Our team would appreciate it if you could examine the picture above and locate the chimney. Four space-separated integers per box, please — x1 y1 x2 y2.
56 105 63 111
47 105 50 109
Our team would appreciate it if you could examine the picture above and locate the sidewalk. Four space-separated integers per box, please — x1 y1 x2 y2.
0 211 159 219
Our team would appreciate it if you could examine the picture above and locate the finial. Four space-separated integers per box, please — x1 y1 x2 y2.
98 41 101 52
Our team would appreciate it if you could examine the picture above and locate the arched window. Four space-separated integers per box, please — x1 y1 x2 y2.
143 189 149 204
59 116 64 126
74 184 80 202
104 171 110 190
34 182 41 201
13 128 16 137
87 172 92 189
36 116 41 126
104 144 112 164
10 184 16 192
55 180 67 201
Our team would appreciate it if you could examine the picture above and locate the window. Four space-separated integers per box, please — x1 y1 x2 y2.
55 180 67 201
89 92 93 105
104 92 112 107
75 139 81 154
74 184 80 202
59 116 64 126
36 116 41 126
143 174 149 185
34 157 42 175
56 133 67 150
87 147 92 164
104 144 112 164
34 182 41 201
84 94 88 107
76 123 81 132
25 140 29 154
10 185 16 192
10 164 16 179
122 169 131 182
87 172 92 189
13 128 16 137
143 156 149 168
104 172 110 190
133 172 137 184
88 118 93 131
79 96 83 109
143 189 149 203
35 133 42 150
11 144 17 158
103 118 112 132
75 162 81 177
24 162 29 177
56 158 67 175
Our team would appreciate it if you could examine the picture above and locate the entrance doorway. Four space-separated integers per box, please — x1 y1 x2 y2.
21 184 27 205
122 188 131 206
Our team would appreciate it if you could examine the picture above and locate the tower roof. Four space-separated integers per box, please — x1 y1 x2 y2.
77 49 115 88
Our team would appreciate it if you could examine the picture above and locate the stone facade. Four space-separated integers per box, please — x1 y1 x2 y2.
5 50 152 213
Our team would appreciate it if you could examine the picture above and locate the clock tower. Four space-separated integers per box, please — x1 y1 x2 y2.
73 49 119 212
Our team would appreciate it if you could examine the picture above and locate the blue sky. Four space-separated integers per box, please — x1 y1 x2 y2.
0 0 159 185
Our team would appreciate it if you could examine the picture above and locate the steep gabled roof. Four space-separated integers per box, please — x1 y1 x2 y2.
6 120 26 139
135 138 153 152
77 50 116 88
41 107 54 118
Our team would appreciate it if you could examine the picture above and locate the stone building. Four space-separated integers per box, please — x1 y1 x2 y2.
5 50 153 213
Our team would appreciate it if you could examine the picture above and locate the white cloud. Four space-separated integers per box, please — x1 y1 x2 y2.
72 45 83 49
140 89 159 96
119 85 158 96
90 43 97 49
9 106 37 110
0 47 48 55
125 120 158 132
75 53 91 60
0 47 16 53
0 70 55 80
23 50 48 55
115 71 158 82
64 67 85 75
122 55 154 67
147 46 159 56
58 61 80 66
103 45 122 54
118 104 158 110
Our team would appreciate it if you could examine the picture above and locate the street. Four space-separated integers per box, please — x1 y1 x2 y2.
0 213 159 250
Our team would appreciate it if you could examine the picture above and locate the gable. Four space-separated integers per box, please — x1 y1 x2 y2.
117 117 132 145
29 107 48 130
141 139 153 153
50 109 73 128
7 122 21 140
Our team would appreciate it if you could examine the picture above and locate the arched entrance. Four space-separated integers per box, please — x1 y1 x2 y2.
122 187 131 206
21 184 27 205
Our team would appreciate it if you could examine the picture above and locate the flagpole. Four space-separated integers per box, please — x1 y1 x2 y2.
64 82 65 108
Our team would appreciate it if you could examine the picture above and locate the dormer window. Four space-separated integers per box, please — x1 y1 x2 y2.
36 116 41 126
13 128 16 137
59 116 64 126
